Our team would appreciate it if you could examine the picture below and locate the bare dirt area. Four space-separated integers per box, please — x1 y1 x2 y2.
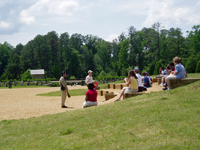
0 84 163 121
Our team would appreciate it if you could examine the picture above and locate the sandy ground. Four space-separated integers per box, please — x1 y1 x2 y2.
0 84 163 121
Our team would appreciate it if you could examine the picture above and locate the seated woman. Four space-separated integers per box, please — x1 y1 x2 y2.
82 83 98 108
164 57 185 90
115 70 138 102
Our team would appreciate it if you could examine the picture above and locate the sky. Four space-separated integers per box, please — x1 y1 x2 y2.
0 0 200 47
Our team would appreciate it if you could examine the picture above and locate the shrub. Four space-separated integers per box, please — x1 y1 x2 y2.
52 82 60 87
21 69 33 81
70 76 76 80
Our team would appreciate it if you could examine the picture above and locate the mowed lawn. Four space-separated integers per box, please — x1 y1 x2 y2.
1 79 200 149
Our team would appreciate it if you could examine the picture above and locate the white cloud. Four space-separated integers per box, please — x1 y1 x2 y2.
19 0 79 25
0 21 10 28
20 10 35 25
105 34 119 42
48 0 79 16
143 0 200 28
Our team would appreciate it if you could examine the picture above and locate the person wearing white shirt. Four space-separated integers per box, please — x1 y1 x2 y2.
85 70 94 85
134 67 144 92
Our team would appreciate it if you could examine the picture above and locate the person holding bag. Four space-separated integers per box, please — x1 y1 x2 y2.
59 71 69 108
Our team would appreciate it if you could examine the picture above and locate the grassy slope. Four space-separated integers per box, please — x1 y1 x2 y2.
1 80 200 149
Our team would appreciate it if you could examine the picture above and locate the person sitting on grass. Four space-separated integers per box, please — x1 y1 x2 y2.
115 70 138 102
82 83 98 108
142 72 151 88
163 56 185 90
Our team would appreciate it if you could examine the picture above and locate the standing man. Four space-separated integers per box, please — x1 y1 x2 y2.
59 71 68 108
85 70 94 85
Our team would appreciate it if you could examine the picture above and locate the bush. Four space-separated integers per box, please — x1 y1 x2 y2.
186 55 197 73
52 82 60 87
195 60 200 73
21 69 33 81
70 76 76 80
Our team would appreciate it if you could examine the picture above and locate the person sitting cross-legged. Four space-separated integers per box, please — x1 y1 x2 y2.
142 72 151 88
82 83 98 108
115 70 138 102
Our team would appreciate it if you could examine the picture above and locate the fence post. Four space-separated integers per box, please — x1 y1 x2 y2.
9 82 12 89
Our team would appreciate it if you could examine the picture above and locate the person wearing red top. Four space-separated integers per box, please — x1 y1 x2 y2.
82 83 98 108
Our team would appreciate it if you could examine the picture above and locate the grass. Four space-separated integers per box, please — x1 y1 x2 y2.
37 89 87 97
186 73 200 78
1 80 200 149
36 81 123 97
151 73 200 78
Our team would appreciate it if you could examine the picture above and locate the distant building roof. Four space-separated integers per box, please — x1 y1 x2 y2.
30 69 45 75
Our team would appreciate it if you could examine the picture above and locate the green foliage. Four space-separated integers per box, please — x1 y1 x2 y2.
154 60 163 75
21 69 33 81
186 55 197 73
118 39 129 70
51 82 60 87
195 60 200 73
0 73 7 81
98 70 108 77
1 23 200 79
70 76 76 79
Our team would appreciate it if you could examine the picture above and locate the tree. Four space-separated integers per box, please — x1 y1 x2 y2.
0 42 12 77
154 60 163 75
195 60 200 73
118 39 129 74
96 41 110 72
6 53 21 79
185 55 197 73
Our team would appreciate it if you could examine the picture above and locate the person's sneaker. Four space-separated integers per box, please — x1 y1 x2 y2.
162 87 167 91
159 83 163 86
61 105 68 108
162 87 169 91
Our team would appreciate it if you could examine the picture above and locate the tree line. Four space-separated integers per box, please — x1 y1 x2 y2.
0 22 200 80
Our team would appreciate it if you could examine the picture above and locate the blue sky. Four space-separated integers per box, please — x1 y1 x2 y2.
0 0 200 47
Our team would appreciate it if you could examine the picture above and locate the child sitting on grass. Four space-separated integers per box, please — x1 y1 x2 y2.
82 83 98 108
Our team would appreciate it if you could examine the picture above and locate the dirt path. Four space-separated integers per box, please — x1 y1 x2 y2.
0 84 163 121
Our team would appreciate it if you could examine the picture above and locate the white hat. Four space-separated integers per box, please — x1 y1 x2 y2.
88 70 93 73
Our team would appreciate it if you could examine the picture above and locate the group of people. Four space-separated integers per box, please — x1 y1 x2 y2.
157 56 187 90
114 68 152 102
59 70 98 108
59 56 186 108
